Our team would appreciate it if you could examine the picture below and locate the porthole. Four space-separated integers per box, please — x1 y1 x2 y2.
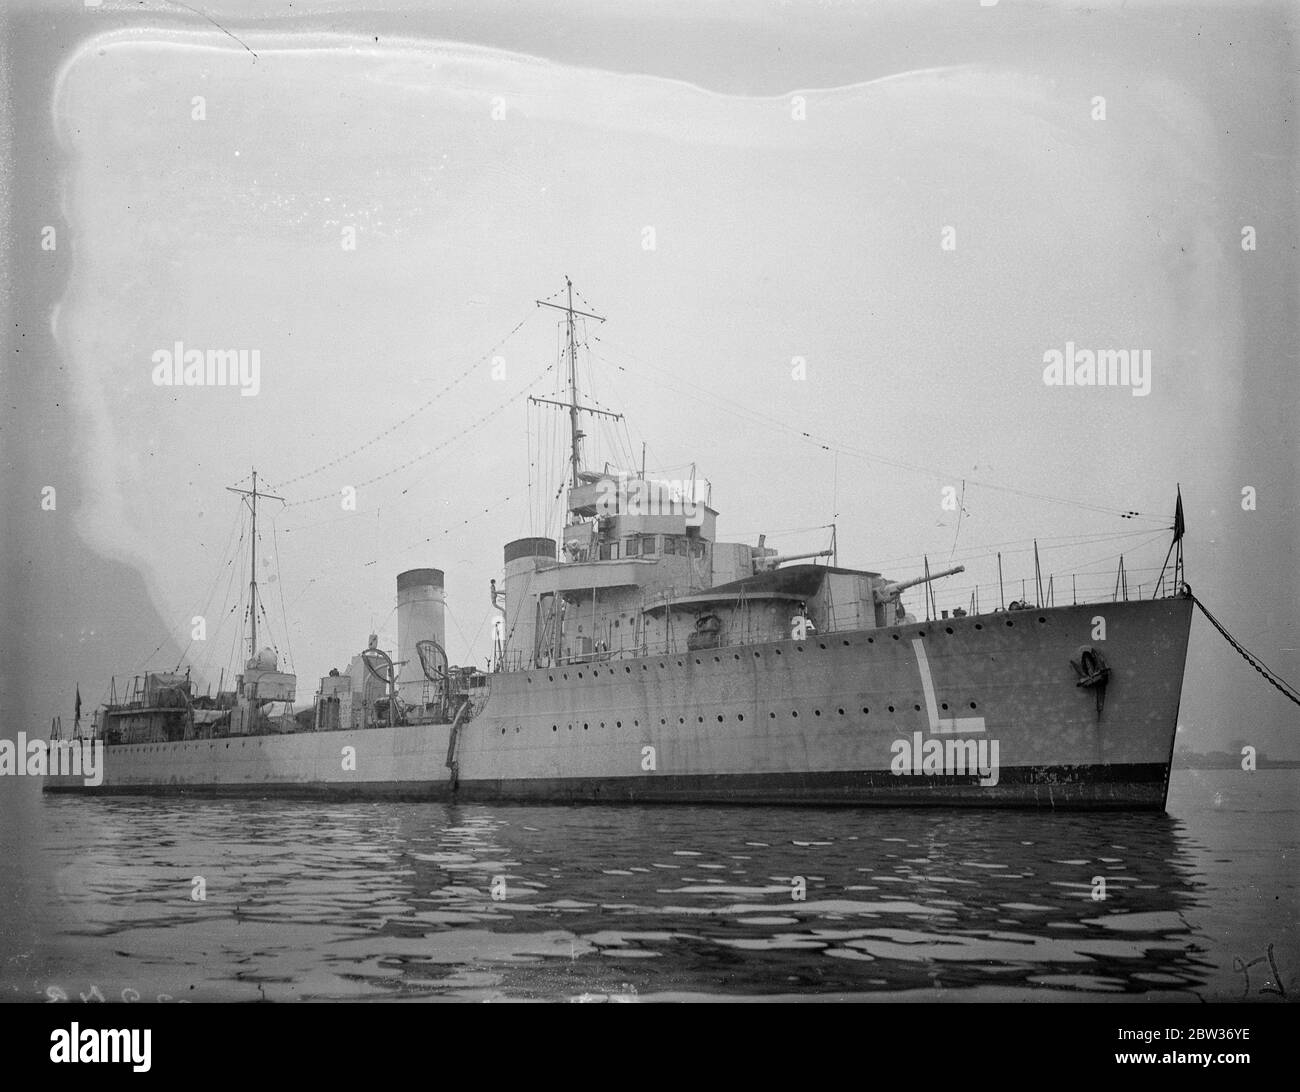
527 677 533 684
754 651 761 658
714 656 721 663
592 670 598 677
945 627 953 634
941 702 949 711
563 673 569 680
1038 616 1047 624
577 671 583 678
584 724 589 731
660 718 667 725
770 712 776 719
775 649 783 656
625 666 632 674
659 662 666 669
837 708 845 715
616 720 622 728
501 727 506 735
737 714 744 722
970 702 978 709
552 725 557 732
867 637 874 644
819 642 827 650
548 674 554 681
974 623 983 630
677 660 684 667
913 704 921 712
791 710 799 718
717 714 724 722
862 707 869 715
814 709 821 717
918 630 926 637
733 653 740 660
1006 620 1014 627
796 645 804 652
634 720 639 727
598 722 604 729
888 705 895 713
678 717 685 724
842 639 850 646
697 716 704 723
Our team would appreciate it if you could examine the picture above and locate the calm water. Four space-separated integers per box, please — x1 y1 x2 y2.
1 770 1295 1002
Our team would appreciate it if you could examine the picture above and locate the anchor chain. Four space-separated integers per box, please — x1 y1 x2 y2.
1189 587 1300 708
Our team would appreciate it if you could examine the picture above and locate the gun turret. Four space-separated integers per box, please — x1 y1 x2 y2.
874 564 965 602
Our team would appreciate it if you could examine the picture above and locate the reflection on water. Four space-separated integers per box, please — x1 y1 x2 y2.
6 772 1297 1001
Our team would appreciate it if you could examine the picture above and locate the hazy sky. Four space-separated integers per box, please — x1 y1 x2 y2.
4 0 1297 754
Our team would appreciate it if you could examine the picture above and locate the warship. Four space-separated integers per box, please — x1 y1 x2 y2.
46 281 1194 808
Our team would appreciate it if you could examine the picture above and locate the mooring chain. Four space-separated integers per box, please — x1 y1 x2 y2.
1189 588 1300 708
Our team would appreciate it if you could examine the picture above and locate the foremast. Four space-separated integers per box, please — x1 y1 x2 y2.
530 276 621 488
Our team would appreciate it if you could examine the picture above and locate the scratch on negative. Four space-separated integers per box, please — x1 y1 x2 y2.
164 0 258 61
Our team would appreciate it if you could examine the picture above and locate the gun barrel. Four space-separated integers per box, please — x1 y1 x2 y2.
757 548 834 569
875 564 965 601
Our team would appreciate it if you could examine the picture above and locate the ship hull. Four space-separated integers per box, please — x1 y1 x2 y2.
45 598 1193 809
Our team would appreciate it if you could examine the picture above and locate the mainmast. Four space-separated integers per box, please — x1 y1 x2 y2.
226 470 284 660
532 277 620 489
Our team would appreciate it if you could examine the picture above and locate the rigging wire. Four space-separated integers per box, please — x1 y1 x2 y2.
284 362 555 507
383 492 525 562
947 479 967 564
590 335 1165 526
269 308 538 491
171 502 244 671
190 512 248 687
271 516 295 674
92 500 251 705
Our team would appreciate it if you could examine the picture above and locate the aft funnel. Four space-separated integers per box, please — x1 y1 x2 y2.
397 568 445 704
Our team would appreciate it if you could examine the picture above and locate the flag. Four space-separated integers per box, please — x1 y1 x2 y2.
1173 488 1185 542
75 684 81 724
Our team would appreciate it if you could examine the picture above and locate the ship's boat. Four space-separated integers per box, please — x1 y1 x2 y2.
46 281 1195 808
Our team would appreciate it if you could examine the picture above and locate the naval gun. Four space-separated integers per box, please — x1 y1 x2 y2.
873 564 966 603
753 548 834 573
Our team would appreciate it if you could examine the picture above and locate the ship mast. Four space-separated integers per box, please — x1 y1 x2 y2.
226 470 284 661
532 277 620 489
